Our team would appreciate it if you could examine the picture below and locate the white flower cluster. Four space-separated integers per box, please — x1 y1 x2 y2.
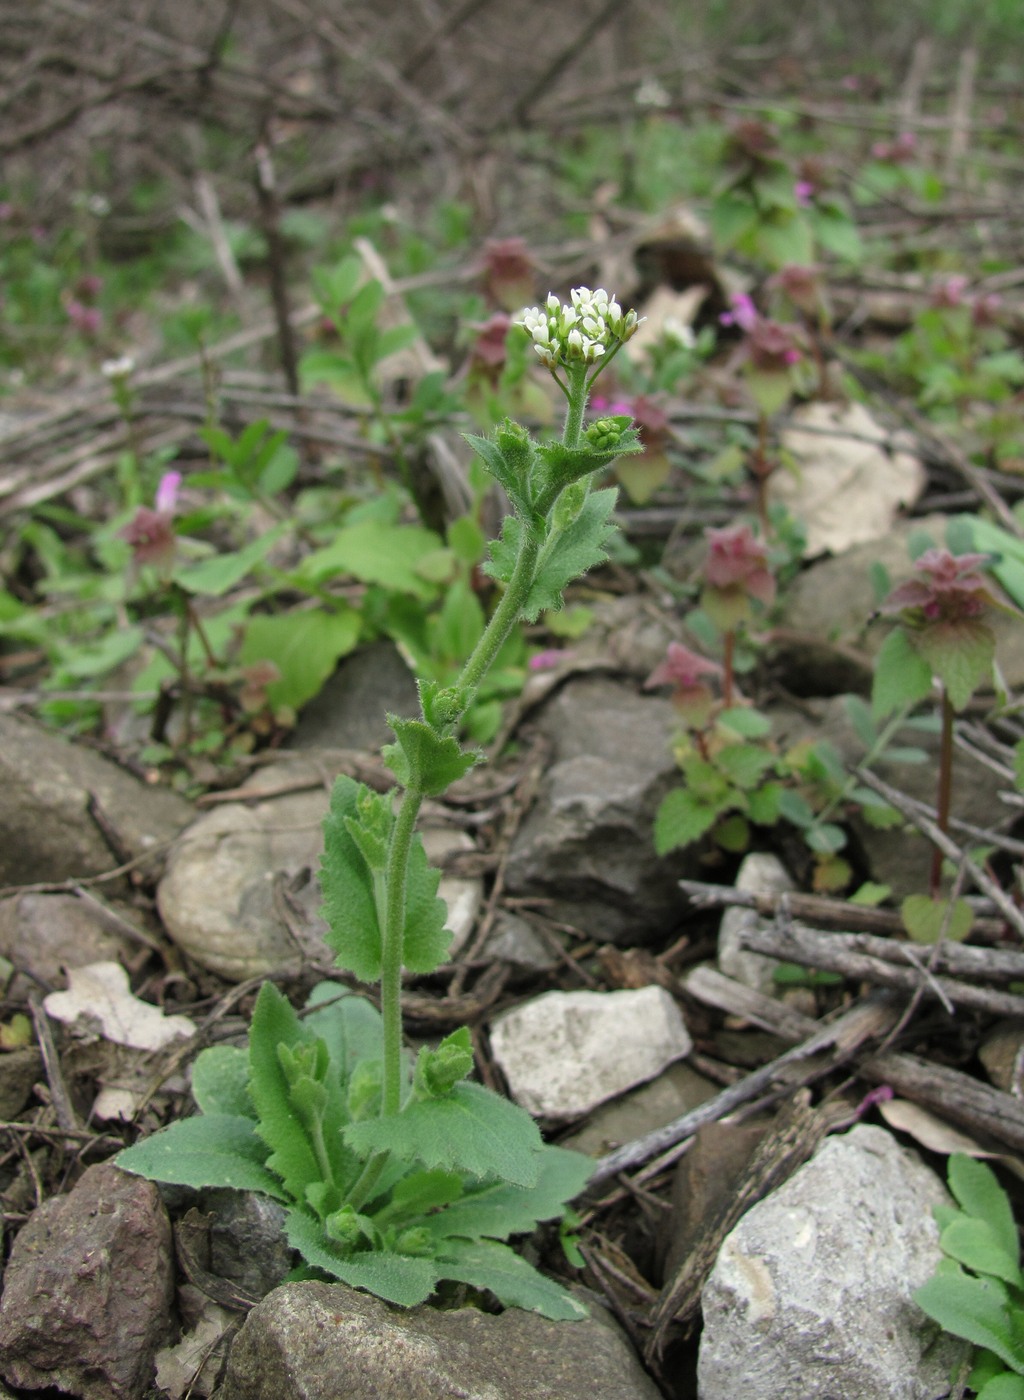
517 287 642 370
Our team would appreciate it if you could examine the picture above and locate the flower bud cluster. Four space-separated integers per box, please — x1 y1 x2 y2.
517 287 641 370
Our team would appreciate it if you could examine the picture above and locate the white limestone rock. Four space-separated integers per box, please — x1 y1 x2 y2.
489 986 692 1119
718 852 792 995
697 1124 959 1400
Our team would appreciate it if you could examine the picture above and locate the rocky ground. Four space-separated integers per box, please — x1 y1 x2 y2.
1 504 1022 1397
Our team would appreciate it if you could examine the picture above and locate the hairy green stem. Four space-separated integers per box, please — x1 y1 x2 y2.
562 362 590 450
455 529 541 712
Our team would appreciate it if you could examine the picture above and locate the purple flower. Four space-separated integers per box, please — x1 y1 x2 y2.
720 293 759 334
720 293 805 370
155 470 182 515
794 180 815 207
529 648 571 672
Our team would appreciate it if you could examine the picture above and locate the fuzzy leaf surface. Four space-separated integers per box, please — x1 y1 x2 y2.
190 1045 253 1118
424 1145 592 1243
872 626 934 720
285 1210 440 1307
484 488 618 620
302 983 384 1079
949 1154 1020 1264
115 1115 285 1199
941 1217 1024 1289
344 1081 541 1187
915 1271 1024 1375
382 716 479 795
247 982 324 1201
434 1238 587 1320
320 776 451 978
914 619 995 712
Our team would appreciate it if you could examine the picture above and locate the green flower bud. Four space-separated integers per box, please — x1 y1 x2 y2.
585 417 625 451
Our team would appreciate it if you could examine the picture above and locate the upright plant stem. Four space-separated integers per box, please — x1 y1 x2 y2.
377 358 592 1118
931 686 955 899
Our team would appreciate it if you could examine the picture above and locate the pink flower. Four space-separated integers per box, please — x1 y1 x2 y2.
972 292 1003 328
529 648 570 672
720 293 759 334
768 264 823 318
794 180 815 208
590 394 635 417
930 275 969 309
720 294 804 370
155 470 182 515
872 131 917 163
704 523 776 607
645 642 722 691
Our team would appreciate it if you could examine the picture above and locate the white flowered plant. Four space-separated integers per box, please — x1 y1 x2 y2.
117 288 645 1323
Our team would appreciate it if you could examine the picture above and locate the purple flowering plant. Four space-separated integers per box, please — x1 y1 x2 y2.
873 546 1021 935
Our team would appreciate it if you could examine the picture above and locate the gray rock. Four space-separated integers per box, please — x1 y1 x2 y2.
201 1189 293 1300
697 1124 958 1400
0 713 192 887
489 986 693 1120
214 1280 662 1400
477 911 558 971
0 1161 173 1399
562 1060 717 1160
290 641 419 751
0 891 140 995
718 852 793 995
157 755 481 980
504 676 693 943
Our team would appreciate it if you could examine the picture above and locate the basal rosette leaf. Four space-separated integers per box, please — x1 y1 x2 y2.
344 1081 542 1187
434 1237 587 1320
915 1269 1024 1375
421 1144 593 1245
302 983 384 1080
247 983 340 1202
115 1114 286 1199
189 1045 253 1118
948 1154 1021 1266
285 1209 440 1307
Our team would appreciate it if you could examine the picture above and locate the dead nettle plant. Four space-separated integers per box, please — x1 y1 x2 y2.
116 287 644 1319
873 547 1022 942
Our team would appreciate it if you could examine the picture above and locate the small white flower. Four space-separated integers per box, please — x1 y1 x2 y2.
517 287 642 369
102 355 136 379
